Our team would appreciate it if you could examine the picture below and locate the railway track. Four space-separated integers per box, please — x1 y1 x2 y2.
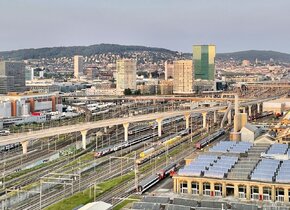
14 130 209 209
0 118 209 209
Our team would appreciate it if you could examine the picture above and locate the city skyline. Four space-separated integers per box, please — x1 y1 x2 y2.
1 0 290 53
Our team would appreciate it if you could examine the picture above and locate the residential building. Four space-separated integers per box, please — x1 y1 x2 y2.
159 80 173 95
173 60 193 94
193 45 216 81
84 67 98 80
116 59 137 92
74 55 84 79
164 60 174 80
0 61 26 94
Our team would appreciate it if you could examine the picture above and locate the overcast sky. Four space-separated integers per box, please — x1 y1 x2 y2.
0 0 290 53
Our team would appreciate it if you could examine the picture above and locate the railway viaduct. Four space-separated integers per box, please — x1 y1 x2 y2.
0 97 277 154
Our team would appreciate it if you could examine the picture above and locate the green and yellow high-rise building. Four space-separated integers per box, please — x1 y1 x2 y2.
193 45 216 81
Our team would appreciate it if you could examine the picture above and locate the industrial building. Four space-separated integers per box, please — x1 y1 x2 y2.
263 98 290 114
240 123 261 142
0 92 62 118
173 141 290 203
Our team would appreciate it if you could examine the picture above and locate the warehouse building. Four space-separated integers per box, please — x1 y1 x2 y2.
263 98 290 115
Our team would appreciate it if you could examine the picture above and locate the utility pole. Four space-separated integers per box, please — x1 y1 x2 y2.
134 151 139 192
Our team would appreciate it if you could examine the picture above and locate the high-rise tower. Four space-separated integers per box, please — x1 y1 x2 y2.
116 59 137 91
74 55 84 79
173 60 193 94
193 45 216 81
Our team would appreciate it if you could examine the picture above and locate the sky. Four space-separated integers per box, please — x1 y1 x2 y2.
0 0 290 53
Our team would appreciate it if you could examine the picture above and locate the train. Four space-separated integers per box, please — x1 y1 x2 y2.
137 162 177 193
128 126 150 135
195 128 225 149
0 142 20 152
248 111 273 121
136 129 190 164
151 116 184 130
94 132 158 158
129 115 198 136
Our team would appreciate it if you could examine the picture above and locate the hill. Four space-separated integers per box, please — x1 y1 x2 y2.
217 50 290 62
0 45 290 63
0 44 177 60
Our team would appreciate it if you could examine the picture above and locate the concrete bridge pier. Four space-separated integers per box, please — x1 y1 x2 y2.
80 130 88 150
21 140 29 154
257 103 261 114
184 113 190 129
248 105 252 117
202 112 207 129
227 109 232 125
213 110 217 124
156 118 163 137
242 107 246 113
123 122 129 141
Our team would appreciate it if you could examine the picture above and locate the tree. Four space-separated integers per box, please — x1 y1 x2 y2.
124 88 132 95
134 89 141 95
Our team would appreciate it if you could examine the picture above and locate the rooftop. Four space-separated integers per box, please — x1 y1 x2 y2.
178 141 290 183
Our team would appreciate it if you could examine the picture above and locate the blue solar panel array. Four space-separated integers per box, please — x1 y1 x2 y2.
229 142 253 154
178 155 238 178
251 159 280 182
266 143 288 155
203 156 238 178
209 141 235 153
178 155 217 176
209 141 252 154
276 160 290 183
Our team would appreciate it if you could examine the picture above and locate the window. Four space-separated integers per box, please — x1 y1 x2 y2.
238 185 246 199
180 182 188 194
214 184 222 197
191 182 199 195
263 187 271 201
276 188 284 202
203 183 211 196
251 186 259 200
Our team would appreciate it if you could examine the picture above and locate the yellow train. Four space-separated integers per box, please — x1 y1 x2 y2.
137 130 189 164
162 136 181 147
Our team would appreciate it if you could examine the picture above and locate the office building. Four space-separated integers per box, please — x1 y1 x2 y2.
25 67 34 81
0 61 26 94
74 55 84 79
164 60 174 80
193 45 216 81
116 59 137 92
173 60 193 94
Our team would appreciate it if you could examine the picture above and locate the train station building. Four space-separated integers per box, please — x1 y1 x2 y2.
173 141 290 203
